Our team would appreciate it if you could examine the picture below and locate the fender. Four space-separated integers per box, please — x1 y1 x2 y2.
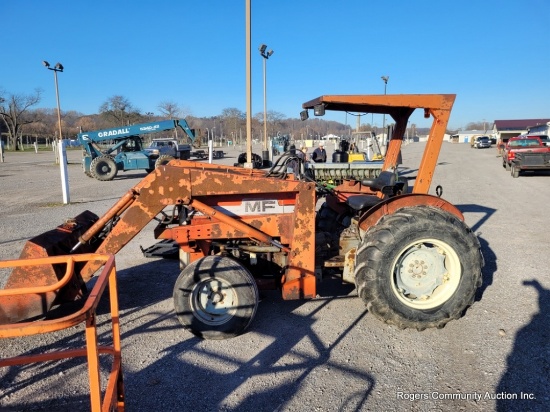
358 193 464 232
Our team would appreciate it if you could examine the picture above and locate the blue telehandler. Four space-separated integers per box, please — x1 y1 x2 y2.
78 119 196 181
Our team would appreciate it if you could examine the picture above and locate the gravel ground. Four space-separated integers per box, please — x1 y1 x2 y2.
0 141 549 411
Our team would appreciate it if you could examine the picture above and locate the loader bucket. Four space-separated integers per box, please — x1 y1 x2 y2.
0 210 100 324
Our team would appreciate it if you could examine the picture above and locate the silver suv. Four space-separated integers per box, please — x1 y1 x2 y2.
474 136 491 149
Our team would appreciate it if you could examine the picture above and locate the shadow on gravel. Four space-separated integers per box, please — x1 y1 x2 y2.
398 161 451 178
496 280 550 411
456 204 497 303
1 259 374 411
475 237 496 303
115 264 374 411
455 204 496 234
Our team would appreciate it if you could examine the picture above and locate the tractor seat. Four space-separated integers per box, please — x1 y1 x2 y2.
346 195 383 211
346 171 403 211
361 171 396 195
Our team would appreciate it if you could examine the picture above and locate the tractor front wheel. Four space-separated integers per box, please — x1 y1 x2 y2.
173 256 259 340
355 206 482 330
90 155 117 181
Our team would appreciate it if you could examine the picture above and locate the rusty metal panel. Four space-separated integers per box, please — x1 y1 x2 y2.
302 94 456 114
159 214 295 245
281 182 317 300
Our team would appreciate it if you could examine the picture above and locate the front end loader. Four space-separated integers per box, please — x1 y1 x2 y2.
0 94 483 339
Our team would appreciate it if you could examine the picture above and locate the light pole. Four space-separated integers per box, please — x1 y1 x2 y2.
44 62 64 155
43 60 70 204
0 97 4 161
259 44 274 166
381 75 389 149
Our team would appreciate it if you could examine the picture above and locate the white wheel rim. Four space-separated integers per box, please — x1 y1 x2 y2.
191 277 238 325
391 238 461 310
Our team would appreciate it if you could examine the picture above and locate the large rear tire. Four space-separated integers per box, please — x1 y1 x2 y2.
90 155 117 181
173 256 259 340
355 206 482 330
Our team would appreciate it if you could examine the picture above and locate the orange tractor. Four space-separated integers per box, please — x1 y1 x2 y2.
0 94 483 340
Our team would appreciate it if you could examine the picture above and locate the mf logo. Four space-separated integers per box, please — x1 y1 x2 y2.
244 200 277 213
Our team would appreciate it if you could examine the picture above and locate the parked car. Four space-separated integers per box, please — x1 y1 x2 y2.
473 136 491 149
502 135 550 170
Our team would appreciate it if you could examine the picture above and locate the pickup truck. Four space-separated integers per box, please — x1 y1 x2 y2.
510 151 550 178
145 139 191 160
501 135 550 170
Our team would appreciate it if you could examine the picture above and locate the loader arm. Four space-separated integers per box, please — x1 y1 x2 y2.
79 160 316 293
78 162 296 280
1 160 317 323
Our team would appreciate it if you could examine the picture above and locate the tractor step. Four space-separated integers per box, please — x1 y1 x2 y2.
140 240 179 259
324 255 345 268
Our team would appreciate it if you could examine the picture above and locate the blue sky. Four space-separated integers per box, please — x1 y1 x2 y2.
1 0 549 130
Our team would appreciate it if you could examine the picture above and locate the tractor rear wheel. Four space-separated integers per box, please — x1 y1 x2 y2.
155 155 174 168
90 155 117 181
355 206 482 330
173 255 259 340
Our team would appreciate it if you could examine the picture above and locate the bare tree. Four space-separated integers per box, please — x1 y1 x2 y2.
158 100 181 120
99 95 141 126
25 108 56 145
0 88 42 150
221 108 245 143
267 110 286 137
75 115 101 133
465 121 488 132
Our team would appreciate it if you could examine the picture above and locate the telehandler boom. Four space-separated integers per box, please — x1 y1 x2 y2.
0 94 483 340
